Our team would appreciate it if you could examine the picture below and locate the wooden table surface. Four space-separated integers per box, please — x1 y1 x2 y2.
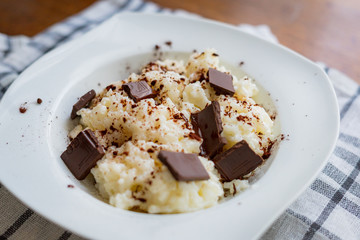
0 0 359 83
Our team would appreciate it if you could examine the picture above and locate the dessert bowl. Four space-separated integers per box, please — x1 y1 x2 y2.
0 13 339 240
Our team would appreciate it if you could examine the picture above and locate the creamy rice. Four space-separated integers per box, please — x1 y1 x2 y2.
71 48 276 213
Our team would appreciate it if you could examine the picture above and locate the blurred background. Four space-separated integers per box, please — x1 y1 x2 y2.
0 0 359 82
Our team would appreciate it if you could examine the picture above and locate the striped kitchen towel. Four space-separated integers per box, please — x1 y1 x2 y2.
0 0 359 239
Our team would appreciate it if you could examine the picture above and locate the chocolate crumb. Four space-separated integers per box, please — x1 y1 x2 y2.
37 98 42 104
100 129 107 136
19 106 27 113
132 192 147 203
106 85 117 91
67 184 74 188
236 115 247 122
155 45 160 50
233 183 237 195
165 41 172 47
212 53 219 57
188 132 202 141
239 61 244 66
173 113 190 127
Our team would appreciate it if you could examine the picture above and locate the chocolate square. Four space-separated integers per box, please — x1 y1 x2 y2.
61 129 105 180
122 81 157 102
213 140 263 181
208 68 235 96
158 150 209 181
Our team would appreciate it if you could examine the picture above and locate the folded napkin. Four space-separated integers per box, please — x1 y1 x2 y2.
1 0 359 239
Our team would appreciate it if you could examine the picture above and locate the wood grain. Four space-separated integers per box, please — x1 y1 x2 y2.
0 0 359 82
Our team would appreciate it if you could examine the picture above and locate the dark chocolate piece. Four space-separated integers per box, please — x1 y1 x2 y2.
122 81 156 103
158 150 209 181
71 90 96 119
37 98 42 104
61 129 105 180
213 140 263 181
208 68 235 96
191 101 227 158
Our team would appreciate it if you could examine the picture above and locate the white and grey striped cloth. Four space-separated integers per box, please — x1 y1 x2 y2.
0 0 359 239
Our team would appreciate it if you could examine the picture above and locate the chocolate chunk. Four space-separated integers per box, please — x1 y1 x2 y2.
37 98 42 104
208 68 235 96
158 150 209 181
71 90 96 119
61 129 105 180
213 140 263 181
19 106 27 113
191 101 227 158
122 81 157 102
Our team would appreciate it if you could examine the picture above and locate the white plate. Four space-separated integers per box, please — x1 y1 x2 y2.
0 13 339 240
